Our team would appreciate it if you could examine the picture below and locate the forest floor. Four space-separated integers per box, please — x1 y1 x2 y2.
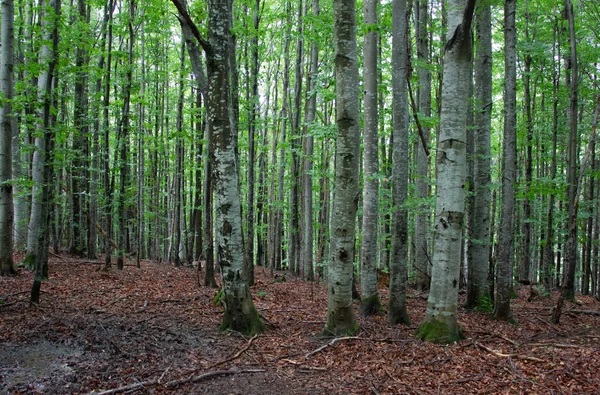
1 255 600 394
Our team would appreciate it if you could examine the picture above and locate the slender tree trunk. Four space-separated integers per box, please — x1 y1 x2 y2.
494 0 517 322
324 0 361 336
289 0 304 277
414 0 431 292
560 0 579 302
303 0 319 282
388 0 411 326
466 0 492 309
30 0 60 303
417 0 475 342
0 0 16 275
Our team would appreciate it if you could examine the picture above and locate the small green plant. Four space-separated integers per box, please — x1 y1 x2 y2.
256 290 267 297
531 284 550 298
474 294 494 313
212 288 223 306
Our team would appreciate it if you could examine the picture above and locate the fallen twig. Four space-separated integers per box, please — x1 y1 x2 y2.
135 300 148 313
209 334 258 368
164 368 266 389
89 379 158 395
305 336 361 358
93 296 127 313
475 342 544 362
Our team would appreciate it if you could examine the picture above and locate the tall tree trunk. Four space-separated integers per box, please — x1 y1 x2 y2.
102 0 115 270
324 0 361 336
116 0 135 270
70 0 89 256
560 0 579 302
494 0 517 322
414 0 431 292
360 0 380 315
30 0 60 303
388 0 411 326
303 0 319 282
543 17 560 291
0 0 16 275
289 0 304 277
466 0 492 309
416 0 475 342
245 0 261 285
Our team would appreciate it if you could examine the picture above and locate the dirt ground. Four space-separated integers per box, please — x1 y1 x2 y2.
1 255 599 394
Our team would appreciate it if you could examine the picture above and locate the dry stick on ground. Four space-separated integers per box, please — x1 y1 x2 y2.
93 296 128 313
208 334 258 369
475 342 544 362
305 336 361 358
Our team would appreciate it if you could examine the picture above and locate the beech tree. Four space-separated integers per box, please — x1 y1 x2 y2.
0 0 16 275
416 0 476 343
324 0 361 336
171 0 264 335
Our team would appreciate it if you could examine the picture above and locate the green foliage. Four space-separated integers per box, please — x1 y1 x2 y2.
474 294 494 313
256 290 267 297
212 288 223 306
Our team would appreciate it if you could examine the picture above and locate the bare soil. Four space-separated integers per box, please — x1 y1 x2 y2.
1 255 599 394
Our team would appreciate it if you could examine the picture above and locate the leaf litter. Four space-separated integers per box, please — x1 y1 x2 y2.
1 255 599 394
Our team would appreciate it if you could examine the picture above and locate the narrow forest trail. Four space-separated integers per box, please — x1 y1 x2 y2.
1 255 599 394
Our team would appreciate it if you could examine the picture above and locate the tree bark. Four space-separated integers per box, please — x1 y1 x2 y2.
494 0 517 322
466 0 492 309
0 0 16 275
359 0 380 315
324 0 361 336
417 0 475 342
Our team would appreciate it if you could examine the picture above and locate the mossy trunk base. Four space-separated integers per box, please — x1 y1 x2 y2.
324 305 359 337
416 318 465 344
359 295 381 316
219 291 265 336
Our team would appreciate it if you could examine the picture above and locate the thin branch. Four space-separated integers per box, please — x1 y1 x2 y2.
407 77 430 157
170 0 209 51
305 336 361 358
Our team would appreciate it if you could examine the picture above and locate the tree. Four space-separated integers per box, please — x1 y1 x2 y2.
324 0 361 336
466 0 492 310
171 0 264 335
0 0 16 276
388 0 410 326
30 0 60 303
414 0 431 293
416 0 476 343
359 0 380 316
494 0 516 322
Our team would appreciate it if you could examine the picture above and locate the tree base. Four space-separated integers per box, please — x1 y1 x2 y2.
324 304 359 337
359 295 381 316
219 289 265 336
416 318 464 344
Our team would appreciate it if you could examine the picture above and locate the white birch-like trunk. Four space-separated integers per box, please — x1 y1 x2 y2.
359 0 380 315
466 0 492 309
417 0 475 342
0 0 16 275
325 0 360 336
203 0 263 335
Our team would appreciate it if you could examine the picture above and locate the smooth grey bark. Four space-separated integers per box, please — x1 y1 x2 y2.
324 0 360 336
414 0 431 292
173 43 186 266
417 0 475 342
0 0 16 275
359 0 380 315
466 0 492 309
30 0 60 303
303 0 319 282
494 0 516 322
388 0 410 326
26 0 60 269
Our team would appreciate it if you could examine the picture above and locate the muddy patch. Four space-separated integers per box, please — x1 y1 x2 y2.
0 341 82 393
